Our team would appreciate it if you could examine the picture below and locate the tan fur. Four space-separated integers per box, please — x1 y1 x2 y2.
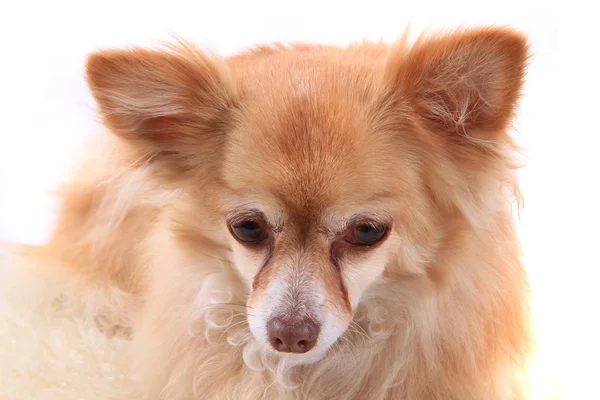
28 27 532 399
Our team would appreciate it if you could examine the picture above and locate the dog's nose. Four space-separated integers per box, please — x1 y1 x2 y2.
267 317 320 354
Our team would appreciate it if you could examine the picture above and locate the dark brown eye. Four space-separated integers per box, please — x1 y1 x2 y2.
347 222 388 246
230 220 267 244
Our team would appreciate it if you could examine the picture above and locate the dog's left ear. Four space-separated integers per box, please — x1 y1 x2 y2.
385 27 529 141
86 41 235 171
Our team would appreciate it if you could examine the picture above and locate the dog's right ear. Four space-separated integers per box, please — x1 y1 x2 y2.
384 27 528 145
86 41 235 170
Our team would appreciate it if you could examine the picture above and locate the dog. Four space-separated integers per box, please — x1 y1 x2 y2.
31 26 532 399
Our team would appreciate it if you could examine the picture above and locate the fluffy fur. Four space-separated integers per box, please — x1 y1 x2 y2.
16 27 532 399
0 250 141 400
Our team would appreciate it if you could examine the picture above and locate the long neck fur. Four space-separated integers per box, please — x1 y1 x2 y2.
133 205 530 400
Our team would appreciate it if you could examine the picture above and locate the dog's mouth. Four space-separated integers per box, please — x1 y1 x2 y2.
246 305 352 362
245 265 354 359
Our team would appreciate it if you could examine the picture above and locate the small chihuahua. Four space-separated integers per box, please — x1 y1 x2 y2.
35 27 531 399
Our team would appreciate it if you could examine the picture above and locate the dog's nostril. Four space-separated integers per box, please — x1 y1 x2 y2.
271 336 290 353
267 317 320 354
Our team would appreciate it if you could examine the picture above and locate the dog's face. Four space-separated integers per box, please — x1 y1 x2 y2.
86 29 527 361
221 77 416 358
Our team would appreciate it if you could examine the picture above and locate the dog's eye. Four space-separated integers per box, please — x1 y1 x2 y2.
348 223 388 246
230 220 267 244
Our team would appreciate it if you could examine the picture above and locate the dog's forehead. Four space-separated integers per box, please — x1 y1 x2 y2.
224 71 390 213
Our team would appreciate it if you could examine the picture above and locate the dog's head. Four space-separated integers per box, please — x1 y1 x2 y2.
86 28 528 361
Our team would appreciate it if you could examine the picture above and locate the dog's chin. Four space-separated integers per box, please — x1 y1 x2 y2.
252 328 348 366
259 340 331 366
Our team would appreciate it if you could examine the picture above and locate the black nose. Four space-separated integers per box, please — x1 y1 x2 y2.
267 317 320 354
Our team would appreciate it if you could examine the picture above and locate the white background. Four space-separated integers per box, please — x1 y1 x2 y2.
0 1 596 398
